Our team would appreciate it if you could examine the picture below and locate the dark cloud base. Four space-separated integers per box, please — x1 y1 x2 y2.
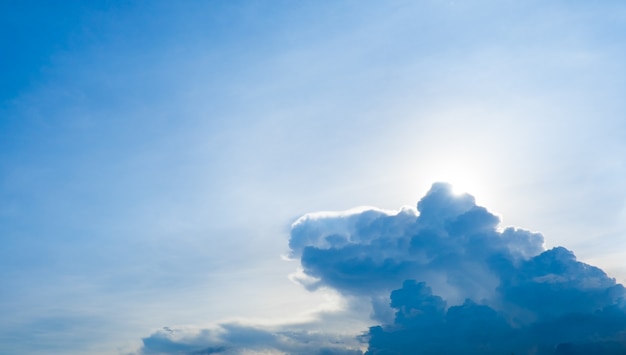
140 183 626 355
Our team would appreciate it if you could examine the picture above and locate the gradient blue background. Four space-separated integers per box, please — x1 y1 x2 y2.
2 1 626 354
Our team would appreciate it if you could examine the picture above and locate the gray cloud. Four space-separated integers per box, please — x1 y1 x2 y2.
138 182 626 354
291 183 626 353
290 183 544 307
140 323 364 355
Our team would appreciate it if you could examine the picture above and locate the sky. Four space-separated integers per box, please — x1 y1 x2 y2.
1 1 626 354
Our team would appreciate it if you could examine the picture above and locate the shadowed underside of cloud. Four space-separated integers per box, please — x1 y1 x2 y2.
366 278 626 354
139 183 626 354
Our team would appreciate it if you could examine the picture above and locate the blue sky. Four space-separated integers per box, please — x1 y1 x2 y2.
2 1 626 354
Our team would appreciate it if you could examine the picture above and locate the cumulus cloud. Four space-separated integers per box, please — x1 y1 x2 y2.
290 182 544 307
291 182 626 353
138 182 626 354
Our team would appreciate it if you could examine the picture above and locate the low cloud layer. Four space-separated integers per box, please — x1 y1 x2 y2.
139 183 626 354
140 323 364 355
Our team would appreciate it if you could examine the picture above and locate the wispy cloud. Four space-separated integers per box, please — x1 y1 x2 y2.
140 323 364 355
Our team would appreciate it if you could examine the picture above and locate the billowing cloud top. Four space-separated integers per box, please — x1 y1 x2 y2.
141 183 626 354
290 182 545 304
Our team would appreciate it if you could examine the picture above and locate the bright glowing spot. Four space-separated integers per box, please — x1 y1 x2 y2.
419 153 494 206
431 164 482 196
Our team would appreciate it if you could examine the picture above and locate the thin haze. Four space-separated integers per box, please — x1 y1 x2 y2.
1 1 626 354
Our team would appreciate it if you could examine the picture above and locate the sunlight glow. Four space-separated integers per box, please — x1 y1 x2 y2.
423 155 490 201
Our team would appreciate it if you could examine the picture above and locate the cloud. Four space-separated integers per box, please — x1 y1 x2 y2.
140 323 364 355
138 182 626 354
291 182 626 353
290 182 544 307
366 274 626 354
